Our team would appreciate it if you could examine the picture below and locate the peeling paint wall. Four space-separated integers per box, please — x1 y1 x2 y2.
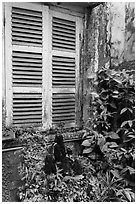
82 2 135 124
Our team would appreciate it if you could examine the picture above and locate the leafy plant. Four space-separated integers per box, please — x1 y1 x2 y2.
81 66 135 201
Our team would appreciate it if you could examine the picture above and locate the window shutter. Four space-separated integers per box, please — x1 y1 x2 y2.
5 3 48 127
51 11 81 128
4 3 82 129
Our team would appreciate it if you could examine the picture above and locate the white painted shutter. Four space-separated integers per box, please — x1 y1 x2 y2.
5 3 48 127
51 12 81 127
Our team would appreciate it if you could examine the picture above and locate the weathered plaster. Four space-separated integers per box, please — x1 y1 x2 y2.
124 2 135 61
82 2 135 124
109 2 125 66
108 2 135 65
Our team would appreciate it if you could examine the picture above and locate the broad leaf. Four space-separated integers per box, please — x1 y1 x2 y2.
102 143 109 152
113 90 119 94
128 120 133 127
110 102 117 109
83 147 93 154
113 78 122 84
128 108 133 113
109 132 120 139
120 108 128 114
109 142 118 148
73 175 84 181
127 166 135 175
91 92 99 98
110 169 120 178
121 121 128 127
81 139 92 147
124 191 132 202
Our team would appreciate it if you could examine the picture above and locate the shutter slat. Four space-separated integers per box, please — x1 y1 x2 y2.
53 34 75 42
13 107 42 111
52 38 75 46
12 52 42 58
53 108 75 114
53 94 75 99
13 63 42 67
52 63 75 67
53 106 75 111
13 75 42 79
53 113 75 118
12 32 42 39
53 24 75 32
13 58 42 63
52 82 75 86
12 13 42 22
12 7 42 17
53 98 75 102
53 43 75 50
53 69 75 73
13 100 42 103
13 111 42 116
12 18 42 27
53 68 75 73
53 57 75 63
53 73 75 78
12 36 42 43
12 42 42 47
52 102 75 106
13 93 42 98
13 119 42 125
52 78 75 81
12 71 42 76
13 67 42 72
53 117 75 122
12 23 42 31
13 115 42 119
13 104 42 107
53 17 75 27
12 27 42 35
53 30 75 39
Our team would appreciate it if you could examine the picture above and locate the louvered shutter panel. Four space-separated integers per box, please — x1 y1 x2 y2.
5 3 47 127
51 12 81 127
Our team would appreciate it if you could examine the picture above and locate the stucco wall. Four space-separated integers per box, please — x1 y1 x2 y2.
82 2 135 124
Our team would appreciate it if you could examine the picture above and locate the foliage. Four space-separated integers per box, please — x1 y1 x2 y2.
81 66 135 201
16 129 49 201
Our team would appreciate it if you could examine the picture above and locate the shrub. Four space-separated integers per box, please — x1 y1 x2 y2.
81 66 135 201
